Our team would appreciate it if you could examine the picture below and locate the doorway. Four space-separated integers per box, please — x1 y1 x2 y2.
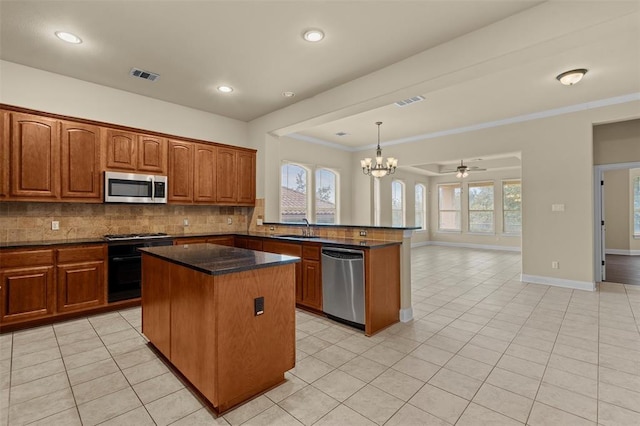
594 162 640 285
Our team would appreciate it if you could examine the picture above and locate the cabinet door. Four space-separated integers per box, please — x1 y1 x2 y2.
60 121 101 200
237 151 255 205
168 140 194 203
0 266 55 323
206 236 235 246
216 147 237 203
105 129 137 170
9 112 60 199
301 259 322 310
0 110 8 198
56 261 105 313
137 135 167 174
262 241 303 304
194 144 216 203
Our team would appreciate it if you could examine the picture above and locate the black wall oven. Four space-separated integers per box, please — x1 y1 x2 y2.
106 234 173 302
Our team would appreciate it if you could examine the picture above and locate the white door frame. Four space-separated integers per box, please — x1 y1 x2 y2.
594 161 640 282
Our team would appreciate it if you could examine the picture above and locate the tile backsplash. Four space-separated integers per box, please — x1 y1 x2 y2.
0 202 250 243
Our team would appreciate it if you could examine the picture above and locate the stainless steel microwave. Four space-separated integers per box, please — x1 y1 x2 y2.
104 171 167 204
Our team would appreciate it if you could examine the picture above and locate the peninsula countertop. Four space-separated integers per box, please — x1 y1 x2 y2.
138 243 300 276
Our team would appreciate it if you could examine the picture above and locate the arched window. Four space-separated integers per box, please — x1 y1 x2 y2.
415 184 426 230
280 163 308 222
315 168 338 224
391 180 405 227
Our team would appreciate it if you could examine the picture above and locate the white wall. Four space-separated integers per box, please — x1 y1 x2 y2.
0 61 249 147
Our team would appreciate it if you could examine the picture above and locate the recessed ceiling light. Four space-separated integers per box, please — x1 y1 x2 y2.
282 91 295 98
217 85 233 93
55 31 82 44
556 68 588 86
303 29 324 42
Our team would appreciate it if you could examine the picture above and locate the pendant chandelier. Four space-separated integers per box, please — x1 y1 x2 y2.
360 121 397 178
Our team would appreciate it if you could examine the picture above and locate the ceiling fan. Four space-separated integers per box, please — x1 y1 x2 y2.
442 160 487 178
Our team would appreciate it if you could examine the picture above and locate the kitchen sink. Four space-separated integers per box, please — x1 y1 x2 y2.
275 234 321 239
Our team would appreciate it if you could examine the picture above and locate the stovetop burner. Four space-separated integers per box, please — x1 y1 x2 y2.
104 232 170 241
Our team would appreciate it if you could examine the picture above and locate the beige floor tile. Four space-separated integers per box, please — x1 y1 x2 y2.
106 335 147 356
598 382 640 413
433 325 476 343
296 336 333 355
145 388 202 426
468 334 510 353
384 403 451 426
99 328 142 346
73 370 130 405
77 387 142 426
59 336 105 357
223 395 273 425
63 346 111 370
410 344 455 366
11 347 61 371
55 329 99 347
99 406 155 425
11 337 58 357
486 367 540 399
242 405 303 425
472 383 533 423
391 355 440 382
10 357 65 386
279 386 339 426
456 402 524 426
171 407 229 425
265 373 307 403
53 318 93 337
535 383 597 422
528 401 596 426
9 387 76 425
598 400 640 426
313 344 357 368
443 354 493 381
121 357 169 385
113 346 158 370
338 355 387 383
543 366 598 399
312 327 353 345
599 352 640 376
313 370 366 402
9 371 69 405
27 407 82 426
66 358 120 386
289 356 334 384
378 335 422 354
360 344 405 367
458 343 502 366
370 368 424 401
408 383 468 424
504 343 549 365
428 368 482 400
343 384 404 425
547 353 598 380
599 366 640 393
335 334 377 354
132 371 184 404
313 404 376 426
553 342 598 364
426 334 467 353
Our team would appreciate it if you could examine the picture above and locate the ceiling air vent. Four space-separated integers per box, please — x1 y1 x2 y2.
130 67 160 82
394 95 425 107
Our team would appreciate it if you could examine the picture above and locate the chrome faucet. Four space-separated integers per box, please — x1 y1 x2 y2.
302 218 310 236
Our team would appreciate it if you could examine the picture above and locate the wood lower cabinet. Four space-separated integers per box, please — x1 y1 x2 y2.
301 244 322 311
60 121 101 201
0 248 55 323
168 140 194 203
8 112 60 200
56 245 106 313
234 236 263 251
262 240 304 306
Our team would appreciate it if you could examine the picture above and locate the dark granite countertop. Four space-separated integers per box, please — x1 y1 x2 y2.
139 243 300 276
263 222 420 231
0 237 106 249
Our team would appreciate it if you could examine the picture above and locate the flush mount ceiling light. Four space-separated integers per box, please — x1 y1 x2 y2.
556 68 588 86
303 29 324 42
360 122 398 178
55 31 82 44
282 91 295 98
217 85 233 93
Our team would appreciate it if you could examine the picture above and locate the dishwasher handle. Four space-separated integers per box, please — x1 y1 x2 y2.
321 247 364 260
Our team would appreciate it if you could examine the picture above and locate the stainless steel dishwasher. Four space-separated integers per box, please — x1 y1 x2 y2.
321 247 365 330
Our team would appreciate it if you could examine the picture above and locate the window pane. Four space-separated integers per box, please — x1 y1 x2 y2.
469 212 494 233
468 182 494 233
315 169 337 224
438 184 461 231
280 164 307 222
392 181 404 227
504 211 522 234
503 181 522 211
503 180 522 234
635 177 640 234
415 184 426 229
439 211 460 230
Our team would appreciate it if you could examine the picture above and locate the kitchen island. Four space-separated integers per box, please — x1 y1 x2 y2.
139 243 299 413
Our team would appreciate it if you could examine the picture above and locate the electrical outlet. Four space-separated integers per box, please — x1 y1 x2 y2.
359 230 367 237
51 221 59 231
183 218 189 226
227 217 233 225
552 261 559 269
257 218 263 226
269 226 275 231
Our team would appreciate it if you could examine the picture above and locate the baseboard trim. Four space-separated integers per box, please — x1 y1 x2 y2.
521 274 596 291
429 241 521 252
605 249 640 256
399 307 413 323
411 241 431 248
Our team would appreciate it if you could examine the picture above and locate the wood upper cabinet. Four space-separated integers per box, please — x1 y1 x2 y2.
237 150 256 205
168 140 194 203
105 129 137 171
8 112 60 199
60 121 101 201
0 110 8 198
137 134 167 174
194 143 216 203
216 147 237 203
55 245 106 313
0 248 55 324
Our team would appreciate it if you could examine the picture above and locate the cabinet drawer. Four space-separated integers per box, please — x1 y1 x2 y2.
56 245 106 263
0 249 54 269
262 241 302 257
302 244 320 261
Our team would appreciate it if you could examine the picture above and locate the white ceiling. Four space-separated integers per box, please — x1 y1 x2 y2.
1 0 639 172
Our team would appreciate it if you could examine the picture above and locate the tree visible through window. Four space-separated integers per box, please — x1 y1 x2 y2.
503 180 522 234
280 163 308 222
438 183 461 231
415 184 426 230
315 168 337 224
634 176 640 235
468 182 494 233
392 180 405 227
